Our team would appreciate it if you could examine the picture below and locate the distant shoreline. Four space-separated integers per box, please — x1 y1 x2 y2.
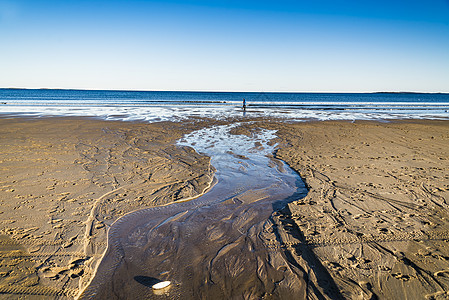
1 87 448 95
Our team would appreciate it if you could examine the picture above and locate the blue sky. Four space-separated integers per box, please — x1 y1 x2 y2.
1 0 448 92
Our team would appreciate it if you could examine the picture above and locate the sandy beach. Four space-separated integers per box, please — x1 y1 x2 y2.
272 120 449 299
0 117 448 299
0 117 215 298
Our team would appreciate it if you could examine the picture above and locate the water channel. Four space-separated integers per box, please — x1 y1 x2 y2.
80 123 307 299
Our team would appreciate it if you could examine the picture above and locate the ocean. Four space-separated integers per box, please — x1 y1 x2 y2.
1 89 449 122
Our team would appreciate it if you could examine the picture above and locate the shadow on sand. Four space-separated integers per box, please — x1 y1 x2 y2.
272 204 345 300
134 276 161 287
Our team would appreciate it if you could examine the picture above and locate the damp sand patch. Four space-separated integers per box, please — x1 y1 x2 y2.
79 123 308 299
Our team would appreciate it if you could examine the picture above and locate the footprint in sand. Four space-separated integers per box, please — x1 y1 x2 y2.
392 273 413 281
434 270 449 278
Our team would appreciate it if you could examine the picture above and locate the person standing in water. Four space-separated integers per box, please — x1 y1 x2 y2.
243 98 247 110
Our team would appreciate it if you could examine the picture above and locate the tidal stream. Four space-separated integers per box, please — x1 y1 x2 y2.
80 124 307 299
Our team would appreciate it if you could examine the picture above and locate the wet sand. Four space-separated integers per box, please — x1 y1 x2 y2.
79 123 308 299
0 117 215 299
0 117 448 299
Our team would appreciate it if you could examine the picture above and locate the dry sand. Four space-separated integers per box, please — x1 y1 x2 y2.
0 117 448 299
271 120 449 299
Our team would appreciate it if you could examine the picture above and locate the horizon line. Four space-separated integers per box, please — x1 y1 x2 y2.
2 87 449 95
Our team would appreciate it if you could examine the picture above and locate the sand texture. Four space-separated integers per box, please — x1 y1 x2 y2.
0 118 214 299
78 121 309 300
0 117 448 299
272 120 449 299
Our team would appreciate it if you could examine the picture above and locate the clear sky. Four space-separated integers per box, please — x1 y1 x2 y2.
1 0 448 92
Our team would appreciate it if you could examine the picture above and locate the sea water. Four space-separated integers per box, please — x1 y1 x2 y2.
1 89 449 121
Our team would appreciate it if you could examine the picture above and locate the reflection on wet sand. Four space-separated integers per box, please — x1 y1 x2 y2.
80 124 311 299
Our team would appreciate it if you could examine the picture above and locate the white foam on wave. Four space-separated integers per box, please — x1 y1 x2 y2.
1 104 448 122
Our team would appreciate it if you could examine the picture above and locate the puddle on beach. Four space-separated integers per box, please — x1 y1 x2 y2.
81 123 307 299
